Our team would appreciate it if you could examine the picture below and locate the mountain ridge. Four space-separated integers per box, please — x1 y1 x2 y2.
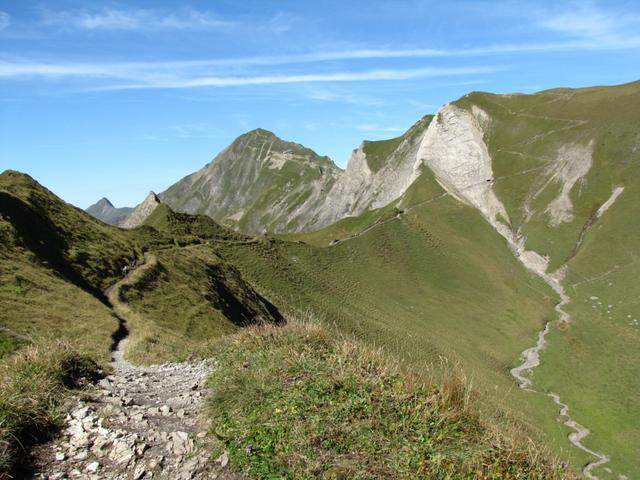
153 114 434 234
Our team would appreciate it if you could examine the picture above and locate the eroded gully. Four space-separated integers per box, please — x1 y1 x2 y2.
509 267 612 479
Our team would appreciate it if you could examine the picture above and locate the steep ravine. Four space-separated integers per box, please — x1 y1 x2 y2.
416 102 613 479
509 272 611 480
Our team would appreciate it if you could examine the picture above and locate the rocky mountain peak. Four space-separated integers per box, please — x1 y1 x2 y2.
86 197 133 226
145 191 160 203
96 197 114 208
121 191 161 229
158 117 434 234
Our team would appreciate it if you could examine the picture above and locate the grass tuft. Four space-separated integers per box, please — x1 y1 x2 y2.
0 341 100 476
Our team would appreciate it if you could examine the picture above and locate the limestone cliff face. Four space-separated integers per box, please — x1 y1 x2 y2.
415 104 512 239
121 192 161 229
301 115 433 231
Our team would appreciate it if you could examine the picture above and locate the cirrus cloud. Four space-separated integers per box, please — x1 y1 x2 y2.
37 7 235 31
0 11 10 31
0 58 499 91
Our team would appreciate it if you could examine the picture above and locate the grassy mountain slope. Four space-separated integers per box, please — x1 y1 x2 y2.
535 180 640 476
0 171 283 364
447 81 640 478
107 205 284 363
0 171 139 362
209 169 589 465
1 170 572 478
206 319 569 479
0 171 142 294
0 170 285 474
143 203 247 243
454 80 640 271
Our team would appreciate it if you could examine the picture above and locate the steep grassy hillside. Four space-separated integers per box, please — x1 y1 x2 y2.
446 81 640 478
0 171 144 294
0 171 141 362
0 171 284 475
117 247 283 364
143 203 248 243
0 170 282 365
362 136 404 173
219 169 552 385
0 169 570 478
454 81 640 271
534 180 640 477
206 319 570 479
207 169 594 467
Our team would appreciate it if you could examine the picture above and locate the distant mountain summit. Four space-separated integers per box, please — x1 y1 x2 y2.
86 197 133 226
159 128 341 234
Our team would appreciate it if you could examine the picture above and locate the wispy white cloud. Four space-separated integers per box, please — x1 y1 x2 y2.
535 2 640 47
38 7 234 31
4 3 639 92
0 11 9 31
0 58 499 90
2 36 638 83
96 66 500 90
357 124 405 133
539 8 614 38
305 87 385 106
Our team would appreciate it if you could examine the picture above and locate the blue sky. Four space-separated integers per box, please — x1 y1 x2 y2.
1 1 639 208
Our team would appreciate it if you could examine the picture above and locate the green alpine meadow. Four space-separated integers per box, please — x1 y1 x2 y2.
2 2 640 478
2 80 639 478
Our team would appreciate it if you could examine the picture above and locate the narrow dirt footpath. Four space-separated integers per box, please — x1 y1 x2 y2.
33 256 240 480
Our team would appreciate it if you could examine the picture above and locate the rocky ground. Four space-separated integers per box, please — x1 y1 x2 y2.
32 347 240 479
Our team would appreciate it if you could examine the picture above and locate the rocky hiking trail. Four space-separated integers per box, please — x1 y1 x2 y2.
32 255 241 480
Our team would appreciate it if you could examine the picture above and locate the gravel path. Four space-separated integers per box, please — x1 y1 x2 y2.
32 257 242 480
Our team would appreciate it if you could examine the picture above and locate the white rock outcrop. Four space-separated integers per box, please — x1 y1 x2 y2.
543 141 594 227
415 104 512 241
596 186 624 218
412 103 556 277
300 116 433 231
121 192 161 229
